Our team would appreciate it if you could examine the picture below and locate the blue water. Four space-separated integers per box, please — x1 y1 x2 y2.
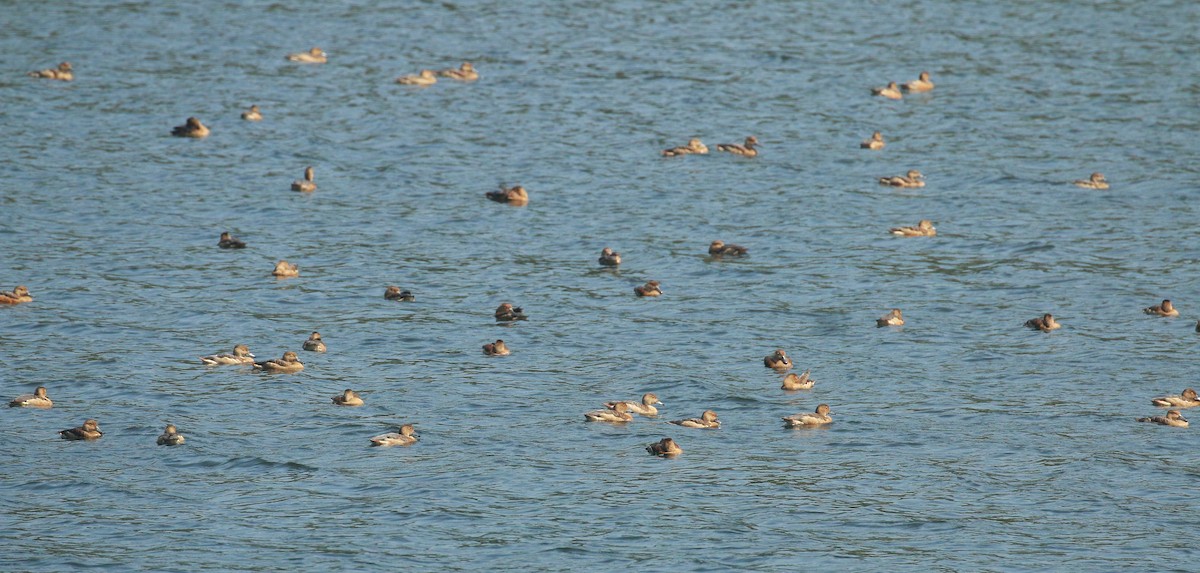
3 1 1199 571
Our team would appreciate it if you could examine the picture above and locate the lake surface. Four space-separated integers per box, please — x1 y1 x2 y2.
2 0 1199 570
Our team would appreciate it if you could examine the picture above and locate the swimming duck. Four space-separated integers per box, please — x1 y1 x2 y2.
1025 313 1061 332
485 185 528 204
253 351 304 373
495 302 527 321
0 285 33 304
716 136 760 157
29 61 73 81
171 117 209 138
1073 173 1108 190
860 131 885 150
438 62 479 81
584 401 634 423
60 419 102 440
286 47 327 63
879 170 925 188
872 82 903 99
302 332 326 352
483 339 510 356
1144 299 1178 317
1151 388 1200 409
272 260 299 277
669 410 720 429
598 247 622 266
396 69 438 86
199 344 255 365
781 370 815 391
646 437 683 457
1137 410 1189 427
605 393 663 416
709 240 748 256
877 308 904 327
764 349 793 370
634 280 662 297
218 232 246 249
901 71 934 93
157 424 185 446
241 105 263 121
890 220 936 237
782 404 833 427
384 286 415 301
370 424 419 446
291 166 316 192
9 386 52 408
332 389 364 406
661 138 709 157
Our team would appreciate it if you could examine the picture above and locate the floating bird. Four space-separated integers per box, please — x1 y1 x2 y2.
9 386 52 408
1151 388 1200 409
646 437 683 457
584 401 634 423
200 344 255 365
171 117 209 138
483 339 510 356
218 232 246 249
860 131 885 150
286 47 327 63
781 370 815 391
1025 313 1061 332
253 351 304 373
598 247 622 266
634 280 662 297
782 404 833 427
291 166 316 192
396 69 438 86
716 136 760 157
661 138 709 157
1136 410 1188 427
1073 173 1108 189
302 332 326 352
241 105 263 121
438 62 479 81
901 71 934 93
879 170 924 187
60 419 102 440
157 424 185 446
877 309 904 327
385 286 415 301
370 424 418 446
604 393 663 416
332 389 364 407
0 285 33 304
709 240 748 256
890 220 936 237
670 410 720 429
1143 299 1178 317
29 61 73 81
272 260 299 277
872 81 903 99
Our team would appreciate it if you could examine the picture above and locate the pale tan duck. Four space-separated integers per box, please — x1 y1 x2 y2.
272 260 299 277
1073 173 1108 189
291 166 316 192
709 240 748 256
286 47 327 63
1151 388 1200 409
764 349 792 371
634 280 662 297
0 285 33 304
483 339 510 356
1137 410 1188 427
30 61 73 81
396 69 438 86
157 424 185 446
871 81 903 99
171 117 209 138
584 401 633 423
1025 313 1061 332
646 437 683 457
781 370 815 391
253 351 304 373
901 71 935 93
438 62 478 81
1144 299 1178 317
890 220 936 237
669 410 720 429
495 302 527 321
598 247 622 266
332 389 364 406
9 386 52 408
716 136 760 157
605 393 663 416
384 286 415 301
879 170 925 188
302 332 326 352
877 309 904 327
662 138 709 157
241 105 263 121
861 131 885 150
782 404 833 427
200 344 255 365
60 419 102 440
486 185 528 204
370 424 418 446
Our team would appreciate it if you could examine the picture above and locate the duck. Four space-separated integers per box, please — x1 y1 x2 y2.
1025 313 1061 332
764 349 793 370
332 389 364 407
860 131 885 150
218 232 246 249
0 285 33 304
199 344 255 365
9 386 52 408
302 332 326 352
879 170 925 188
716 136 760 157
272 260 299 277
171 117 209 138
29 61 73 81
253 351 304 373
495 302 527 321
890 220 936 237
286 47 327 63
241 105 263 121
598 247 622 266
709 240 748 256
1073 173 1108 190
384 286 415 301
634 280 662 297
877 308 904 327
1144 299 1179 317
485 185 528 204
1151 388 1200 409
605 393 663 416
370 424 419 446
291 166 316 192
156 424 185 446
661 138 709 157
669 410 720 429
396 69 438 86
781 370 815 391
1136 410 1189 428
782 404 833 427
60 419 102 440
438 62 479 81
901 71 935 93
483 339 510 356
584 401 634 423
646 437 683 457
872 81 903 99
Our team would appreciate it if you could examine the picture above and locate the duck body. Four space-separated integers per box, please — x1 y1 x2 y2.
0 285 33 304
302 332 326 352
218 232 246 249
709 240 748 256
662 138 709 157
584 402 633 423
9 386 52 408
485 185 528 204
253 351 304 373
604 393 662 416
901 71 934 93
781 370 815 391
171 117 209 138
385 286 415 301
332 389 364 406
1151 388 1200 409
287 47 327 63
291 166 316 192
370 424 418 446
872 82 903 99
241 105 263 121
764 349 792 370
439 62 478 81
1025 313 1061 332
60 419 102 440
646 438 682 456
1137 410 1189 427
783 404 833 427
200 344 255 365
634 280 662 297
716 136 759 157
396 69 438 85
157 425 185 446
670 410 720 429
30 62 73 81
1144 299 1179 317
879 170 924 188
861 131 885 150
598 247 621 266
483 339 510 356
1074 173 1109 189
495 302 527 321
890 220 936 237
877 309 904 327
272 260 299 277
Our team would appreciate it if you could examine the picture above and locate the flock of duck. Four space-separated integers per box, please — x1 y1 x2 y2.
10 58 1190 460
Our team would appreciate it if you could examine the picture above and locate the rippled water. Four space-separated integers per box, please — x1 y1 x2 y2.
3 0 1199 570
